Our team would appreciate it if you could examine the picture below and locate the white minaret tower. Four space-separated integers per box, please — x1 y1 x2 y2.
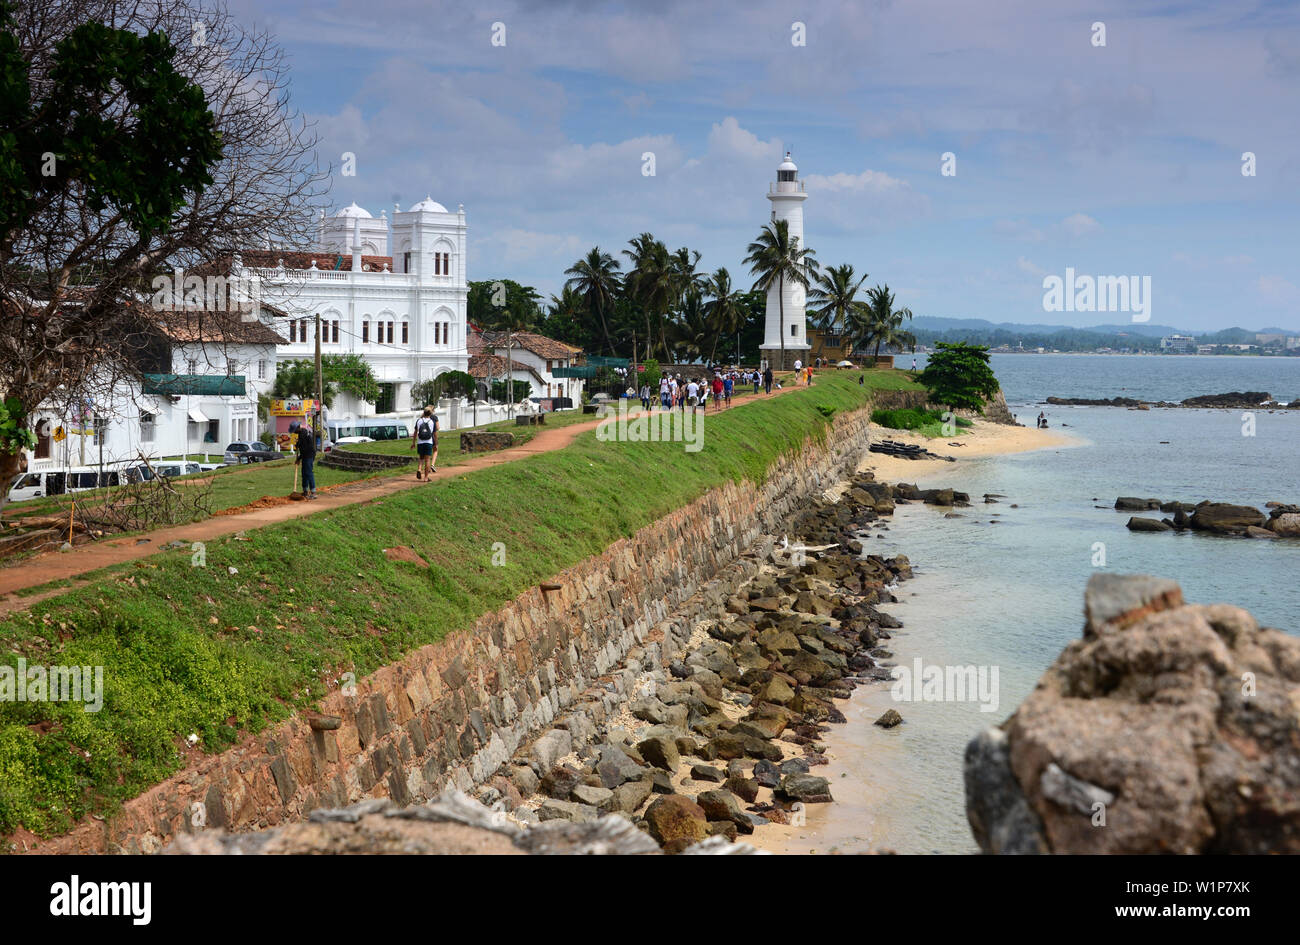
760 152 811 371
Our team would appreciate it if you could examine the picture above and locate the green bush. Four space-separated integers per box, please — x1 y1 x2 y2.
871 407 972 430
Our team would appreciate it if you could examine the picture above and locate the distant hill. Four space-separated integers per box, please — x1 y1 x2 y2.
909 317 1291 351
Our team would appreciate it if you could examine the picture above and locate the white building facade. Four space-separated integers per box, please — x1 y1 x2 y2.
23 316 282 475
241 197 470 419
760 152 812 371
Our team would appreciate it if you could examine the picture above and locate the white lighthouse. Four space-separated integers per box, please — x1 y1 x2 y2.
760 152 811 371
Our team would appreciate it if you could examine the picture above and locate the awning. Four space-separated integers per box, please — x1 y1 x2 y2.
188 406 209 423
143 373 246 396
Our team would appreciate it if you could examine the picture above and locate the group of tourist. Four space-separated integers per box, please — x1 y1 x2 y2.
635 366 785 413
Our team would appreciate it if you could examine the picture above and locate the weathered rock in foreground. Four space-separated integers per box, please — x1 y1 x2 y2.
165 790 759 855
965 574 1300 854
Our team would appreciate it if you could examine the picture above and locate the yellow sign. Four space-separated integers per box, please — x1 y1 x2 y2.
269 398 320 417
52 425 66 442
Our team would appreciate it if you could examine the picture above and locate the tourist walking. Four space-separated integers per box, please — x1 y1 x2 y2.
712 374 724 410
640 384 651 411
752 370 760 394
723 372 734 407
686 378 700 414
411 407 439 478
290 419 317 499
763 366 773 395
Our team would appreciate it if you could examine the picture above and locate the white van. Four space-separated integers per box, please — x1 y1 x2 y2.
5 467 125 503
326 418 410 442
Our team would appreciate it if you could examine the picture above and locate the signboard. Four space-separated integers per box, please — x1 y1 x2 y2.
269 398 320 417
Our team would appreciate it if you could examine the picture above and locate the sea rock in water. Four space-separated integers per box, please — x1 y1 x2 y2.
1189 502 1265 534
964 573 1300 854
1126 516 1171 532
1114 497 1161 511
874 709 904 728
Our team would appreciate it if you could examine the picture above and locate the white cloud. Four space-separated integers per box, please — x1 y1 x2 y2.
1059 213 1101 239
1017 256 1046 277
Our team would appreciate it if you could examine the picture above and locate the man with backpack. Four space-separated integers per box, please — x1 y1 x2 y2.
411 407 438 479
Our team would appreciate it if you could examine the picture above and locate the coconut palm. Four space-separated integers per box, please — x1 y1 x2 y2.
807 263 868 361
564 247 622 355
704 267 745 366
743 218 818 369
623 233 676 361
862 284 915 361
666 288 711 363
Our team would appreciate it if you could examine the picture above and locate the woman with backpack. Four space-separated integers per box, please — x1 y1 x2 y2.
411 407 438 479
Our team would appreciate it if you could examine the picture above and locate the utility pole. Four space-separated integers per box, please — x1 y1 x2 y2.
314 312 324 444
505 313 514 418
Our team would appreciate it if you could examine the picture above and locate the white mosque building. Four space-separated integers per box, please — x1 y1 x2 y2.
234 197 470 417
760 152 812 371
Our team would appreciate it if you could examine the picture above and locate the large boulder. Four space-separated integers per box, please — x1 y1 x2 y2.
964 573 1300 854
1189 502 1265 534
1126 516 1171 532
1268 511 1300 537
643 795 709 852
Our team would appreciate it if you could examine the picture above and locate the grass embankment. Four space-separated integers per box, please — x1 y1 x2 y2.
3 413 573 527
871 406 973 438
0 369 917 837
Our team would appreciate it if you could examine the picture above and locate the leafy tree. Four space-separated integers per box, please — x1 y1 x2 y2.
744 218 818 368
640 358 661 392
489 379 531 404
272 355 379 408
666 289 710 363
468 279 542 328
475 282 539 413
808 264 869 360
413 370 475 406
917 342 1000 413
0 0 322 513
539 285 588 350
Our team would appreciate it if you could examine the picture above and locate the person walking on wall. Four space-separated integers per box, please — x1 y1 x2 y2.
290 419 317 500
411 407 439 479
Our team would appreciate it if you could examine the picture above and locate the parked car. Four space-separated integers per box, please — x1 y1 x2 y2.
222 441 284 464
154 461 201 478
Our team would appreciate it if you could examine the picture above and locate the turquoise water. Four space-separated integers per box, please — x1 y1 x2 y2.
777 354 1300 854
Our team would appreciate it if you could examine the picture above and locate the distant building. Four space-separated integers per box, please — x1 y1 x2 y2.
1159 333 1197 353
470 329 584 406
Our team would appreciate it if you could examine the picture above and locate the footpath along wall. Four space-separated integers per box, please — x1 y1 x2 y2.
26 400 883 854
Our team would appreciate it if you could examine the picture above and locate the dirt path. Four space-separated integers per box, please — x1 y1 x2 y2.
0 380 811 614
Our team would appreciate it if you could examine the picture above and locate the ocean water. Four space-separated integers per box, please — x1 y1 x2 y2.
775 354 1300 855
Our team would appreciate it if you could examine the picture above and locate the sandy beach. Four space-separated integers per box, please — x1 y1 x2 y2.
856 418 1083 482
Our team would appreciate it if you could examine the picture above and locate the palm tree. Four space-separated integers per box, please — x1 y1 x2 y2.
863 284 915 361
623 233 676 361
564 247 621 355
743 218 818 369
667 288 711 363
704 267 744 366
807 263 869 362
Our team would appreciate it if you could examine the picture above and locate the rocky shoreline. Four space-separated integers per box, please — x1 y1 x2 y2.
474 470 930 852
1047 390 1298 409
1117 496 1300 539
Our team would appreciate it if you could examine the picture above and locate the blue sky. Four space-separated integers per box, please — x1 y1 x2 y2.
228 0 1299 332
